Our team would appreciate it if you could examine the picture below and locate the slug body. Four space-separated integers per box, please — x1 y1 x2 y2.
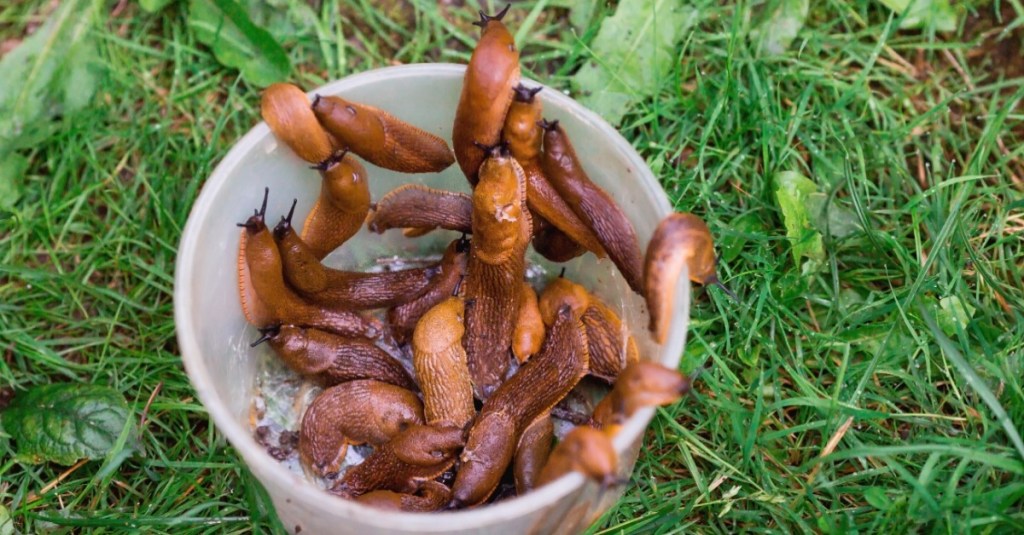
538 277 590 327
644 212 720 344
388 238 470 342
540 121 644 293
513 413 554 494
412 297 475 429
452 7 521 185
333 424 464 498
581 301 639 383
451 305 589 507
261 83 335 164
367 184 473 235
511 281 544 364
238 204 379 339
302 152 372 260
312 95 454 174
534 426 618 488
355 480 452 512
262 325 416 389
463 148 532 399
299 380 423 477
592 361 691 435
531 217 586 263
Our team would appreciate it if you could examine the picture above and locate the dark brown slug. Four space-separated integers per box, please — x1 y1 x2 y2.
261 83 335 164
534 426 618 488
366 184 472 236
581 301 639 384
355 480 452 512
298 380 423 478
452 5 520 186
592 361 691 436
540 120 644 294
412 296 475 429
531 216 586 263
301 151 371 260
513 413 554 494
312 95 455 174
253 325 416 390
388 237 470 343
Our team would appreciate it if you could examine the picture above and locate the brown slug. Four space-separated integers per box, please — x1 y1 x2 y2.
333 424 464 498
301 151 371 260
512 281 544 364
451 304 589 507
355 480 452 512
513 413 554 494
252 325 416 390
311 95 454 174
645 212 734 344
388 237 470 343
452 5 520 186
261 83 335 164
366 184 472 236
592 361 691 436
272 204 437 309
537 276 590 327
298 380 423 478
463 144 532 399
412 296 475 429
237 189 379 339
540 120 644 294
503 84 605 258
534 426 618 488
581 301 639 384
531 216 586 263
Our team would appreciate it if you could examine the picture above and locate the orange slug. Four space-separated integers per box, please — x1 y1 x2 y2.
332 424 464 498
311 95 454 174
463 145 532 399
412 296 475 429
581 301 639 384
540 120 644 294
261 83 335 164
298 380 423 478
511 281 544 364
537 276 590 327
355 480 452 512
451 305 589 508
388 237 470 343
644 212 735 344
503 84 605 258
452 5 520 186
366 184 472 236
237 189 379 339
252 325 416 390
301 151 371 260
531 216 586 263
513 413 553 494
272 204 437 309
592 361 691 436
534 426 618 488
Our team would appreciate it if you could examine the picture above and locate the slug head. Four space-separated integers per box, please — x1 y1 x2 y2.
538 277 590 326
617 361 691 414
311 95 384 144
512 83 543 103
249 325 282 347
391 424 466 466
237 187 270 233
560 427 618 485
472 3 511 28
472 153 524 263
412 296 466 354
318 151 371 212
272 198 299 241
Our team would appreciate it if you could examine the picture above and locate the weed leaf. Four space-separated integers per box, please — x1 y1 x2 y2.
773 171 824 269
188 0 291 87
877 0 957 32
756 0 809 55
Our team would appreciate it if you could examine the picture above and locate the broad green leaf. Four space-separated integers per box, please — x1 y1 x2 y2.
936 295 975 336
756 0 809 55
805 192 861 239
773 171 824 269
719 212 765 263
1 384 138 465
877 0 957 32
571 0 699 126
140 0 177 12
0 153 28 211
188 0 291 87
863 487 889 509
569 0 603 31
0 0 100 158
0 503 12 535
244 0 319 44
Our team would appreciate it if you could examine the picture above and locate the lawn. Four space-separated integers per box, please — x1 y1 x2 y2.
1 0 1023 533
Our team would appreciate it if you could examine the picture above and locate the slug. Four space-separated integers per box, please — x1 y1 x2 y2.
511 281 544 364
412 296 475 429
537 276 590 327
333 424 465 498
644 212 734 344
252 325 416 390
581 301 639 384
366 184 472 235
237 189 379 339
452 4 520 186
540 120 644 294
273 204 437 309
592 361 691 436
298 380 423 478
463 145 532 399
311 95 455 173
388 237 470 343
534 426 618 488
301 151 371 260
451 304 589 508
355 480 452 512
503 84 605 257
261 83 335 164
513 413 553 494
531 216 586 263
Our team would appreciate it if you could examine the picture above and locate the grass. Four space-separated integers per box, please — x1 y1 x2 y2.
1 0 1023 533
